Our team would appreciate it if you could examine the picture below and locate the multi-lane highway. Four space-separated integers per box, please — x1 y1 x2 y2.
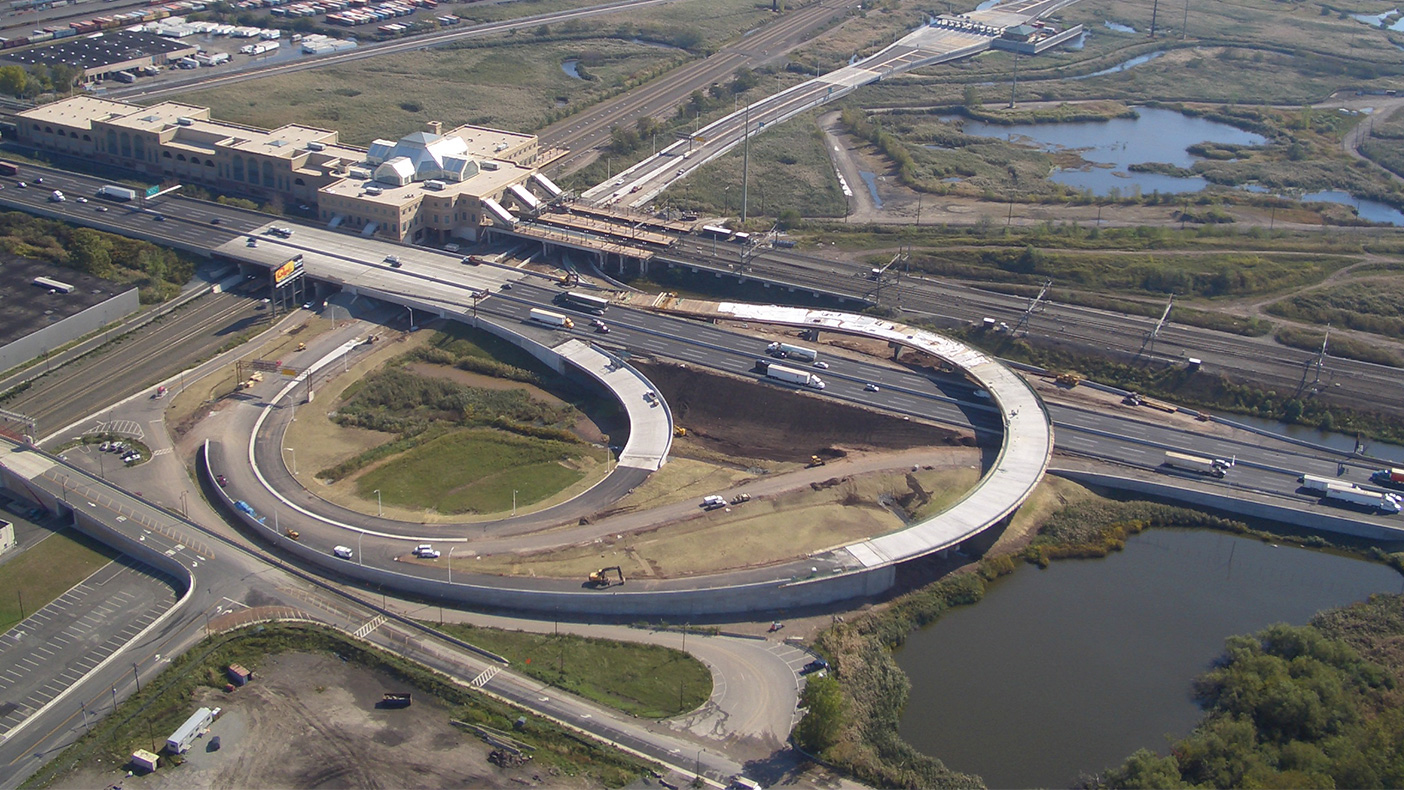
668 239 1404 422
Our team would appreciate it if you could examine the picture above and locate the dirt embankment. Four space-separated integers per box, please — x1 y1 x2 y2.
634 361 970 464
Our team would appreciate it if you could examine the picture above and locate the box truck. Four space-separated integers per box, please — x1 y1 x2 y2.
96 185 137 201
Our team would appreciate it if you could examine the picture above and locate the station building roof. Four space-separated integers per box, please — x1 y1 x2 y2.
3 31 195 71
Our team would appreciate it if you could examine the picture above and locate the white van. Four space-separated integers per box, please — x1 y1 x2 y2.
333 546 353 559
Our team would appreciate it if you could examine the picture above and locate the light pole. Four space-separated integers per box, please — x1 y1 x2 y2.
357 530 364 565
512 489 518 517
374 489 382 517
284 447 296 475
447 545 456 584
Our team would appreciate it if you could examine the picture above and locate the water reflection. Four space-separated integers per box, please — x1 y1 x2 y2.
895 529 1402 788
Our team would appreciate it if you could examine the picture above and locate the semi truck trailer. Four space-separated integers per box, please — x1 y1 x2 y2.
528 308 574 329
1163 451 1233 478
1298 474 1336 493
766 342 818 363
763 362 825 390
96 185 136 201
1324 483 1402 514
1371 468 1404 490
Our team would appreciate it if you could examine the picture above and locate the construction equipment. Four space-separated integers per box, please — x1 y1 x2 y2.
731 493 751 505
587 566 625 587
284 528 300 540
673 425 687 437
1054 372 1081 388
296 342 306 351
806 455 827 468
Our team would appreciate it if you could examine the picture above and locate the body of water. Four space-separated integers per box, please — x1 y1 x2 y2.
896 529 1402 788
1224 413 1404 465
947 108 1403 222
1103 20 1137 33
953 107 1264 197
859 171 883 208
1069 50 1165 80
561 58 583 79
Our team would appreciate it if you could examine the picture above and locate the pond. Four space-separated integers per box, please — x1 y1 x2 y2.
952 107 1265 196
896 528 1402 789
1067 50 1164 80
1103 20 1137 33
561 59 583 80
947 108 1404 222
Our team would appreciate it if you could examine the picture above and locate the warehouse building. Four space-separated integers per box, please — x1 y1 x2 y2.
2 31 197 83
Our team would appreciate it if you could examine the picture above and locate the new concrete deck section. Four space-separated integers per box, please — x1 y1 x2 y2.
712 304 1053 566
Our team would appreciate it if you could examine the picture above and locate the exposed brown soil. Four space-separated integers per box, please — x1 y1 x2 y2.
68 652 573 790
633 360 970 465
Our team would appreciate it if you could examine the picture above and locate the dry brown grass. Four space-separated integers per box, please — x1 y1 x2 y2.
473 465 980 578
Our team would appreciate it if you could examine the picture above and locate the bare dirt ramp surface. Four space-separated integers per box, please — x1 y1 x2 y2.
636 361 968 463
97 652 574 790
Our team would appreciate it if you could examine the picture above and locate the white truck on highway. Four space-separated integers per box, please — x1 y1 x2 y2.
528 308 574 329
96 185 136 202
766 341 818 363
1163 451 1233 478
763 362 825 390
1298 474 1336 493
1324 483 1402 514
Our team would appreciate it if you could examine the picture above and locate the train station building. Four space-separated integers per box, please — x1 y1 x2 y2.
16 96 560 243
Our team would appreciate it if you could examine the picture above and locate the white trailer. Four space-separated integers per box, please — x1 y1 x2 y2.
1163 451 1232 478
1298 474 1336 493
166 707 214 754
1324 483 1402 514
766 342 817 363
97 184 137 202
765 363 825 390
528 308 573 329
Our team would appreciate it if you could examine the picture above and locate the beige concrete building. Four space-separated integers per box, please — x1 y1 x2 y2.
17 96 560 243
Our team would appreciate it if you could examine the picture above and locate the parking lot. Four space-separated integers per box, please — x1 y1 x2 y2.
0 557 180 739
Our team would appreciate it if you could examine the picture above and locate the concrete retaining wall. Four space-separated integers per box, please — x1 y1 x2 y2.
0 288 139 376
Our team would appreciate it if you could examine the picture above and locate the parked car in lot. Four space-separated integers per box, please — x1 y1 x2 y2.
800 658 829 675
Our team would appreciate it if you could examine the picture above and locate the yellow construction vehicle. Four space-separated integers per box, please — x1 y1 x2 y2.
673 426 687 437
587 566 625 587
284 528 300 541
806 455 826 468
1055 372 1081 388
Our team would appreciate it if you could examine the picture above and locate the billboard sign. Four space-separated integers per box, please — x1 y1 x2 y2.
273 254 304 287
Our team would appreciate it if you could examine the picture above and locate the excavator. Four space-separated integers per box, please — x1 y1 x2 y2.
587 566 625 587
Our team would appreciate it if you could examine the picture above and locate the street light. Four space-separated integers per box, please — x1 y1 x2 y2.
447 545 456 584
373 489 382 517
284 447 296 475
512 489 518 517
357 530 364 565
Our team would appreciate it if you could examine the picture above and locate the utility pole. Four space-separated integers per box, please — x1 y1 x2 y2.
1140 293 1175 356
1012 279 1053 336
1150 0 1160 37
741 102 751 222
1008 52 1019 108
1181 0 1189 39
1312 324 1331 387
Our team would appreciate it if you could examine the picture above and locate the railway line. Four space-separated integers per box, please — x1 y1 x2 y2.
4 290 262 436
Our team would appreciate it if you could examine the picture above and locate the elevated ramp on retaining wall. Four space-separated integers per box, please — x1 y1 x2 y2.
554 340 671 471
710 303 1054 566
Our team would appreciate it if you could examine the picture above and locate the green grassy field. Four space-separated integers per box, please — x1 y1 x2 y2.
433 623 712 718
0 528 117 635
1267 278 1404 339
661 109 848 219
180 0 778 142
354 428 605 514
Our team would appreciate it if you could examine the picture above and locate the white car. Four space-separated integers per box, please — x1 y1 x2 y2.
413 544 440 559
333 546 353 559
864 383 880 392
813 361 829 369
